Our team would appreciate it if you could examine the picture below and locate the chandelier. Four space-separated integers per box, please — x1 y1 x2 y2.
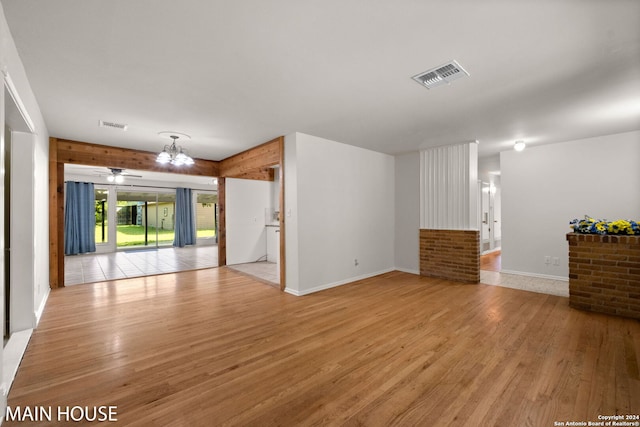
156 135 194 166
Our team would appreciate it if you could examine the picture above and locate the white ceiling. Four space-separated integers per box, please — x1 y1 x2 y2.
2 0 640 160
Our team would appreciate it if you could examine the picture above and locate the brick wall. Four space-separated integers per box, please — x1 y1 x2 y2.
420 229 479 284
567 233 640 320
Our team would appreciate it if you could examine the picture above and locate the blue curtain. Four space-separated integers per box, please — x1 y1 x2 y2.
174 187 196 247
64 182 96 255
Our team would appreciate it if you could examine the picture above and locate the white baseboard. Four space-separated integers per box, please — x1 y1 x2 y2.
283 268 570 298
481 247 501 255
285 268 395 296
395 267 420 275
2 329 33 412
34 287 50 327
500 269 568 282
283 287 301 296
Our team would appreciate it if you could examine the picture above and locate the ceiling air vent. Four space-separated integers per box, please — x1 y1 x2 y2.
412 60 469 89
99 120 128 131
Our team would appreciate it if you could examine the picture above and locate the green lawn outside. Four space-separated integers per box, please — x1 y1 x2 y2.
95 224 216 247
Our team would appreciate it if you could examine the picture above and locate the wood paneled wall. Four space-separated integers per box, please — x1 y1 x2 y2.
49 138 64 290
56 138 220 176
219 137 281 178
49 136 286 290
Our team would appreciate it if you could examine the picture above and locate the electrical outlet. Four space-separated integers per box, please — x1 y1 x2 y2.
544 256 551 265
354 259 359 267
553 257 559 266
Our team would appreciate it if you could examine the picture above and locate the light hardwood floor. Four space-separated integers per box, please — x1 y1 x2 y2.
480 250 501 272
6 268 640 426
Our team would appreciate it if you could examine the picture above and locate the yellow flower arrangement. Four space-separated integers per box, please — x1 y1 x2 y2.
607 219 634 234
570 216 639 235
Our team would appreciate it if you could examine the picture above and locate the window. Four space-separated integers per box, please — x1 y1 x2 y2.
196 192 217 242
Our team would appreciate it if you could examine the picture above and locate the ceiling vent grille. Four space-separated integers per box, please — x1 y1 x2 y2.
412 60 469 89
99 120 128 131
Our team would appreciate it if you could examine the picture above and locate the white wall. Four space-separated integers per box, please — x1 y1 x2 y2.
284 134 300 289
284 132 395 295
394 152 420 274
1 2 51 416
501 130 640 279
225 178 270 265
33 130 49 319
492 175 502 242
10 134 35 332
1 5 49 320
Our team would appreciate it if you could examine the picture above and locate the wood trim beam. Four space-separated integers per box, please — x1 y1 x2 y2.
231 168 275 181
56 138 220 176
219 137 282 179
56 161 65 288
48 138 61 288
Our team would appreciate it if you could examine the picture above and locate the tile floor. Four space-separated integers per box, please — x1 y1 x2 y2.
227 261 279 285
480 270 569 297
478 251 569 297
65 245 218 285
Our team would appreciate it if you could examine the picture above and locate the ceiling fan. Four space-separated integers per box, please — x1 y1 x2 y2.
95 167 142 183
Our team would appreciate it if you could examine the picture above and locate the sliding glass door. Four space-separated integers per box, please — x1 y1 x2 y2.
89 186 216 252
116 190 175 249
195 192 217 245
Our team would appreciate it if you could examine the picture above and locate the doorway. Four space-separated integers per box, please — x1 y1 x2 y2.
63 173 219 285
224 175 280 286
479 179 501 255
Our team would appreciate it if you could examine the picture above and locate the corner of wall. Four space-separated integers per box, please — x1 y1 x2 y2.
393 152 420 273
283 133 299 293
34 287 50 327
